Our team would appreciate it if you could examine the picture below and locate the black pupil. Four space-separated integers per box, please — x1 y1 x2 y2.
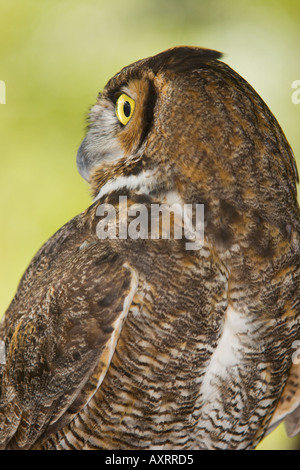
123 101 131 118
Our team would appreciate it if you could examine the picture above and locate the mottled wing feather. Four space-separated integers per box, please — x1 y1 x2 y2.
0 215 138 449
267 361 300 437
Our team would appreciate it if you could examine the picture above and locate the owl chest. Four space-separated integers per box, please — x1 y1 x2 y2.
82 304 217 449
68 300 290 450
67 298 255 449
58 267 285 449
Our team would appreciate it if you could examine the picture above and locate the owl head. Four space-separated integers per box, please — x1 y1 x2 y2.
77 46 299 240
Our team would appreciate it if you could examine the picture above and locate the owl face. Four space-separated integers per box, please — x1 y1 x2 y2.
77 76 157 197
77 46 299 240
77 47 225 200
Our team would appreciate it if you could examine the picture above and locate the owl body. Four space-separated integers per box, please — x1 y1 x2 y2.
1 47 300 450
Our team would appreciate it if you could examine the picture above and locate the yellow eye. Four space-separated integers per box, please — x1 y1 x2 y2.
115 94 135 125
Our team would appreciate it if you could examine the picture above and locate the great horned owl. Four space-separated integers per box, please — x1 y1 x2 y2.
0 46 300 450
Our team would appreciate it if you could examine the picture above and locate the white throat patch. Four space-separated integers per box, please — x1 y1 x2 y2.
93 170 156 202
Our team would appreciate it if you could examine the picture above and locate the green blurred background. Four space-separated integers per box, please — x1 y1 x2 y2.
0 0 300 450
